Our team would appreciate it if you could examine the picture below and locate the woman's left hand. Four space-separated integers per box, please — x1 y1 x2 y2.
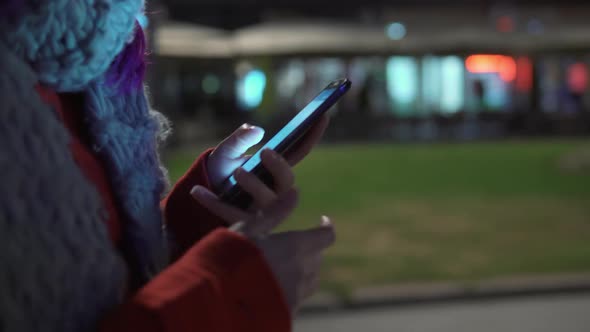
204 114 330 211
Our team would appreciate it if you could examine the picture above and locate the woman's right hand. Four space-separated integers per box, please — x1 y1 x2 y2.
191 187 335 313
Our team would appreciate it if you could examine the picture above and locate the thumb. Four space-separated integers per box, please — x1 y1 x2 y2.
276 216 335 254
215 124 265 159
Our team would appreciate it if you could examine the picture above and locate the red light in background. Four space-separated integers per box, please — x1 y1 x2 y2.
499 56 517 81
466 55 496 73
567 63 588 94
466 55 516 82
496 15 515 33
516 57 533 92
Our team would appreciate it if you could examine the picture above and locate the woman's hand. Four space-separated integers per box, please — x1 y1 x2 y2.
192 187 335 314
206 123 266 193
206 115 330 210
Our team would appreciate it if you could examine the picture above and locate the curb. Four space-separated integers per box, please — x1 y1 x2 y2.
300 273 590 315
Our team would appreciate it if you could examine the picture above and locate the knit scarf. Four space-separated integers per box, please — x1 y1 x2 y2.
0 0 168 290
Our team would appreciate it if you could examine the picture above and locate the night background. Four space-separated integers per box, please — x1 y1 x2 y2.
146 1 590 330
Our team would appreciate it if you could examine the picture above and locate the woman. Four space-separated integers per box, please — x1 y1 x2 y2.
0 1 335 331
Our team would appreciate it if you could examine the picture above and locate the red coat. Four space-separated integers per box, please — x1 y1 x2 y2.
36 86 291 332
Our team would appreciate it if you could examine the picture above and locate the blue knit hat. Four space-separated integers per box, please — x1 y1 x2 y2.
0 0 144 92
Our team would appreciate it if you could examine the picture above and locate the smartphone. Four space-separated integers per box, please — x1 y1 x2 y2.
219 78 351 209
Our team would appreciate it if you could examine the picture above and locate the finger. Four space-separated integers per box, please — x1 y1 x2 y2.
304 254 323 277
234 167 277 208
301 254 323 300
285 115 330 166
247 188 299 236
261 149 295 194
230 153 254 175
190 185 250 225
279 217 335 255
302 271 321 300
214 124 265 159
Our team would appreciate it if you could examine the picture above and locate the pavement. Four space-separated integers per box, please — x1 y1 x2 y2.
301 273 590 313
295 292 590 332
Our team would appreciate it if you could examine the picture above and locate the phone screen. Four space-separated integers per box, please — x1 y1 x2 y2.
226 87 338 187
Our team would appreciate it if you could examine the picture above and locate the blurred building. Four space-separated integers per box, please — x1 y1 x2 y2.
146 1 590 145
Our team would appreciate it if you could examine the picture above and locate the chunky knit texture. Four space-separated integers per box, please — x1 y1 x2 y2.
85 79 169 282
0 1 171 329
0 41 126 332
0 0 142 92
2 0 168 277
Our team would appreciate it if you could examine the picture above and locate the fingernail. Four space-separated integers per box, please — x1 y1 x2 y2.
190 185 206 198
241 123 255 130
321 216 332 227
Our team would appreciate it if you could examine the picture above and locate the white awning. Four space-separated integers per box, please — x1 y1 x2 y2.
154 20 590 58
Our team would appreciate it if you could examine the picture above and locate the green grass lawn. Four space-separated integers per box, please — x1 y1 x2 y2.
164 140 590 297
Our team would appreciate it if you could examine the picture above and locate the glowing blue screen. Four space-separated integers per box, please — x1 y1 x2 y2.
228 87 336 186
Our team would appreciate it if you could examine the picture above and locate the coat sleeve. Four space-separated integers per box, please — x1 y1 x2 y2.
100 229 292 332
161 148 229 260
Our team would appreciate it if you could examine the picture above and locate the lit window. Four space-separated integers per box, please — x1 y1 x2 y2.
421 56 464 114
386 56 418 115
236 69 267 110
567 63 588 94
440 56 465 113
422 56 442 111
